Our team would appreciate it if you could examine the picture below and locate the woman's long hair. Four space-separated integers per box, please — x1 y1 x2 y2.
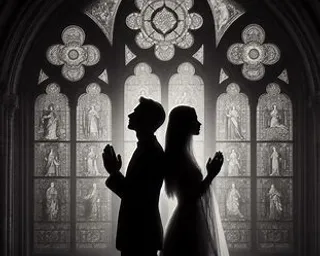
164 106 200 197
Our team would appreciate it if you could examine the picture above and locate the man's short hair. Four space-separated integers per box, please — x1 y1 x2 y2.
139 97 165 132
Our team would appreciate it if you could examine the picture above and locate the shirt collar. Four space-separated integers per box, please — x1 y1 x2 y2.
137 135 157 148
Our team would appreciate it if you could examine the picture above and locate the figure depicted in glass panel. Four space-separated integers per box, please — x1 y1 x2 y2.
35 83 70 141
269 105 288 130
46 182 59 221
226 105 244 140
208 0 245 46
77 143 106 177
85 146 101 176
226 183 244 218
270 147 280 176
35 143 70 177
85 105 101 138
257 83 292 141
217 83 250 141
227 149 241 176
76 179 112 223
45 148 60 176
77 83 112 141
216 143 250 177
83 183 100 220
267 184 283 220
215 0 230 31
257 143 292 177
257 179 292 221
41 103 59 140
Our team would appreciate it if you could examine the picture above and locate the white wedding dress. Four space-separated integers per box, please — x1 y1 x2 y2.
161 164 229 256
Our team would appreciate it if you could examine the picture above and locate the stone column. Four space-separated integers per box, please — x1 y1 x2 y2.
1 93 19 256
314 93 320 256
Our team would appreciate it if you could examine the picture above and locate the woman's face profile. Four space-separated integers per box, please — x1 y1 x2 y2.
189 109 201 135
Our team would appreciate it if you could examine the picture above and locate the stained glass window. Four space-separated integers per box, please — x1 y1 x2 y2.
34 83 71 251
256 83 293 252
76 83 113 248
33 82 113 251
29 2 298 254
216 83 251 250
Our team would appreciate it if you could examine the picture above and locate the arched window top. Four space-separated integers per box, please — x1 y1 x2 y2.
216 83 250 141
77 83 112 141
257 83 292 141
34 83 70 141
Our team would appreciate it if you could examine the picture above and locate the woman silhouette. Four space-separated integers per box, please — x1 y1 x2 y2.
161 106 229 256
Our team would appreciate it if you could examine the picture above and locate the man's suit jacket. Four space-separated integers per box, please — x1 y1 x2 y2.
106 136 165 251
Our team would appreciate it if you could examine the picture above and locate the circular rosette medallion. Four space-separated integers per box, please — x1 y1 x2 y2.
126 0 203 61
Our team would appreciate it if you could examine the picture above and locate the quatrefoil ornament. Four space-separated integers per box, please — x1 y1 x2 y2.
227 24 281 81
46 25 100 82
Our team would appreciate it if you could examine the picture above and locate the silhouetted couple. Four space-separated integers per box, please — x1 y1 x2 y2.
103 97 229 256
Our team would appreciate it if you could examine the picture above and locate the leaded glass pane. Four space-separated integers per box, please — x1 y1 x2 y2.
76 143 108 177
257 222 293 251
257 143 293 177
216 143 250 177
76 223 112 248
124 63 161 141
213 178 251 250
214 178 251 221
34 223 71 250
216 83 250 141
34 143 70 177
77 83 111 141
257 83 292 141
257 178 292 221
76 179 112 222
168 62 204 141
223 222 251 250
34 179 70 222
76 179 112 248
34 84 70 141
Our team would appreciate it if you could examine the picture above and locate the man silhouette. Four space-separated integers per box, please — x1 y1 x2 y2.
102 97 166 256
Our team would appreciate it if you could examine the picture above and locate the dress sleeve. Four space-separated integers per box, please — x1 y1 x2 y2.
199 172 216 197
